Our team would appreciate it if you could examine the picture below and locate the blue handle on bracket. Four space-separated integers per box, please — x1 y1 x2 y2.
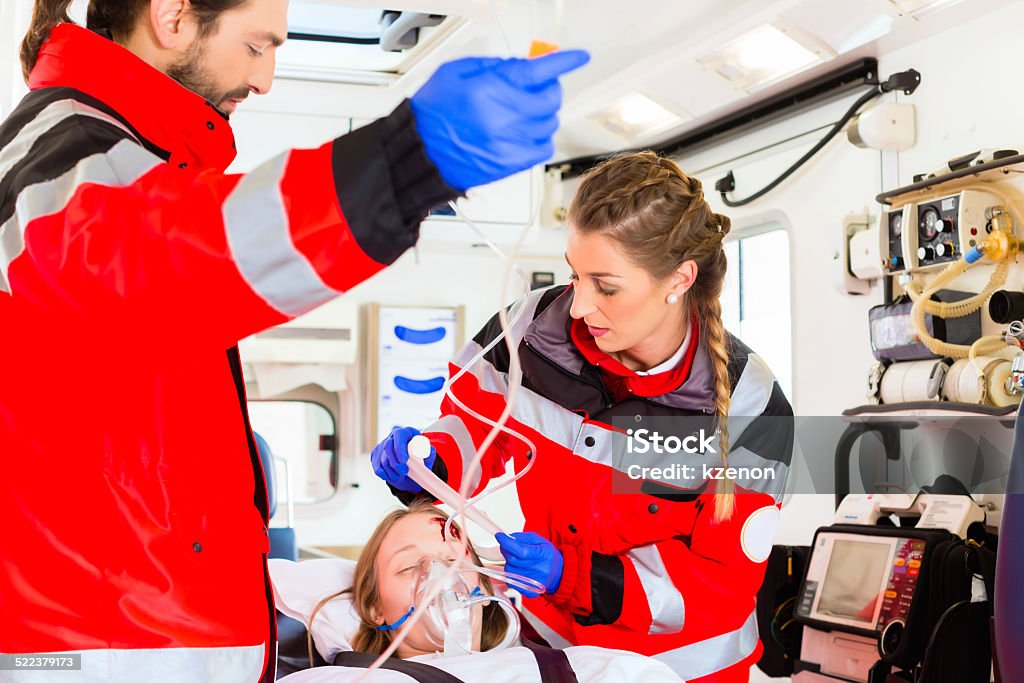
394 326 448 345
393 376 446 394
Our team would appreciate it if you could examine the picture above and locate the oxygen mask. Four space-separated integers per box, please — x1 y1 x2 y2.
388 558 521 656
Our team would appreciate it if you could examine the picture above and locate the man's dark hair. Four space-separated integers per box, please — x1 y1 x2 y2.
20 0 249 82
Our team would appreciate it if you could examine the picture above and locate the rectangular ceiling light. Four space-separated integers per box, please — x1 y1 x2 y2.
588 93 687 142
698 24 827 93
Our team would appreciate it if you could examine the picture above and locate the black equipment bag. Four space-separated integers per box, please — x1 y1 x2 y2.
756 545 810 677
915 532 997 683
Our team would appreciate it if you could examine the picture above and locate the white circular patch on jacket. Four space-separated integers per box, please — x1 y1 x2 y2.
740 505 780 563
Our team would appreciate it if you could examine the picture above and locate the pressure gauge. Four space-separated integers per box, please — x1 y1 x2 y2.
919 207 940 241
890 212 903 238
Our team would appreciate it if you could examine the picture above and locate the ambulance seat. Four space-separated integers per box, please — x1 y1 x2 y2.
253 432 298 561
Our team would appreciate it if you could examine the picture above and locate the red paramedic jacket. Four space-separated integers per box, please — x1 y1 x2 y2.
392 285 795 683
0 25 455 681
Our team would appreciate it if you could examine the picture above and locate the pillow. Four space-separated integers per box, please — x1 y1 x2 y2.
269 558 363 662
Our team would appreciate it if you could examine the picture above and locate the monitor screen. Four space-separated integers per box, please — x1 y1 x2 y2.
816 539 891 624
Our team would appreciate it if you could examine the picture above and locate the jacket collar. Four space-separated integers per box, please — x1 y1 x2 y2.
523 287 717 413
29 24 237 171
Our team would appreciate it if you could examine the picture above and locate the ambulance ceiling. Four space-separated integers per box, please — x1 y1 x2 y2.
278 0 1009 157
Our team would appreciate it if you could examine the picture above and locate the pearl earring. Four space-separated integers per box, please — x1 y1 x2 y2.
667 294 679 305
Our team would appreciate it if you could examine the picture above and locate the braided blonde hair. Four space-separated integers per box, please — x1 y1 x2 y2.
567 151 735 521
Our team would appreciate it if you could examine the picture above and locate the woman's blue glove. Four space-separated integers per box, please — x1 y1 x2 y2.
497 531 564 598
410 50 591 192
370 426 436 493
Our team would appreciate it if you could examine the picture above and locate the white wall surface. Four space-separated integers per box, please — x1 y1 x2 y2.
0 0 31 116
278 247 572 548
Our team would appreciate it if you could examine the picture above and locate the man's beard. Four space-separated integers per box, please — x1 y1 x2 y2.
167 38 249 115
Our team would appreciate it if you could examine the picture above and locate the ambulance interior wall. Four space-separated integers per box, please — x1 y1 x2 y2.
247 0 1020 618
692 4 1024 679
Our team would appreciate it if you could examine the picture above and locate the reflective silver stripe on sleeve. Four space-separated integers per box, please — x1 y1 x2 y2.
3 643 265 682
453 340 586 458
573 422 615 468
0 99 134 182
455 340 510 393
627 545 685 635
653 608 759 680
727 352 789 501
450 285 549 370
223 151 338 317
424 414 483 493
728 352 776 418
0 139 161 293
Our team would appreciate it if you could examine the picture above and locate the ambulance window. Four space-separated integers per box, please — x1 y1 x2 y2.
247 400 338 505
721 226 793 400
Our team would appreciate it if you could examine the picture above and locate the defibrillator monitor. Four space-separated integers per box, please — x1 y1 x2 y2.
795 525 950 647
815 537 893 627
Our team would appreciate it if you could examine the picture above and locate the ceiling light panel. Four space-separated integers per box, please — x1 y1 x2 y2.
588 93 688 142
698 23 830 93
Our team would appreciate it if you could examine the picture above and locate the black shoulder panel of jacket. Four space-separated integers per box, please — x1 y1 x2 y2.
727 329 795 467
724 331 753 395
731 383 796 467
1 86 168 160
388 451 450 506
573 551 624 627
0 88 171 229
471 285 567 375
0 115 132 227
330 99 458 266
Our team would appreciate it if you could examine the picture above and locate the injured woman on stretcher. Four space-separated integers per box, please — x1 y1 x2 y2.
271 499 683 682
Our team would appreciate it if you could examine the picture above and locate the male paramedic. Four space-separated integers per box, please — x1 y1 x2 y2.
0 0 589 680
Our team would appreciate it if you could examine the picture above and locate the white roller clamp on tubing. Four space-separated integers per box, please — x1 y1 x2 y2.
407 435 508 541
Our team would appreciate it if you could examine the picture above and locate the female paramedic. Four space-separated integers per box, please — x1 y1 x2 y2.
371 151 794 683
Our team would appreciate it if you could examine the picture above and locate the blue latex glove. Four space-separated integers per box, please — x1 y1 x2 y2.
371 426 437 493
410 50 591 192
497 531 564 598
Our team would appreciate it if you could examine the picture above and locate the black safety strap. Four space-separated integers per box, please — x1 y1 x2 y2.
521 639 580 683
334 642 579 683
332 652 466 683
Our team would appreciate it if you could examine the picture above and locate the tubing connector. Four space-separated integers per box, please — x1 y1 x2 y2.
968 224 1020 264
982 228 1019 262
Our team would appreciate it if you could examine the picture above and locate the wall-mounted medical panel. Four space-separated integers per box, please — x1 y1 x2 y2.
366 304 464 447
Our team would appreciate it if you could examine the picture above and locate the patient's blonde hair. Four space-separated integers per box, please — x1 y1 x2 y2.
307 499 509 666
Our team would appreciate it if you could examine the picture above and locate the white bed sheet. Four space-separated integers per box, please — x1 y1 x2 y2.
269 558 683 683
